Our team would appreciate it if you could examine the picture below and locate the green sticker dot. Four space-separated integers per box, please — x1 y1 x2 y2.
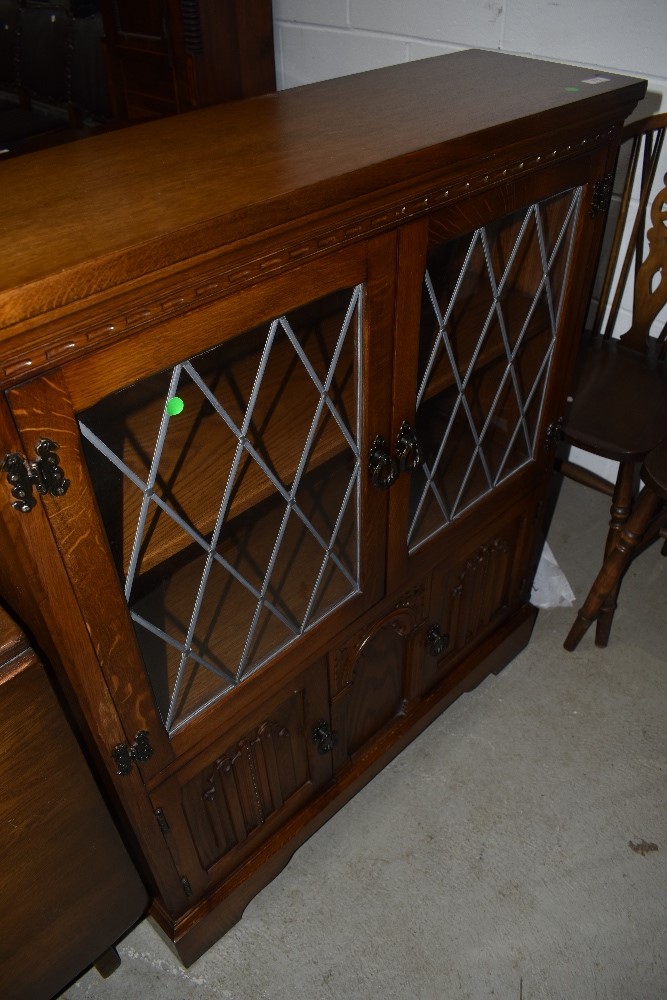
166 396 184 416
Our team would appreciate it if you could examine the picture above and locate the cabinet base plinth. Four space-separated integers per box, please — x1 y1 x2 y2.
151 603 538 967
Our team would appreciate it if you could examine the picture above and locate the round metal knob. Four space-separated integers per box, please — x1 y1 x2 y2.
312 720 338 754
426 624 449 657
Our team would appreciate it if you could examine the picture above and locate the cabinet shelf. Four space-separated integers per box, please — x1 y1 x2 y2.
409 279 557 550
131 454 358 730
81 291 359 581
419 285 555 406
418 185 576 408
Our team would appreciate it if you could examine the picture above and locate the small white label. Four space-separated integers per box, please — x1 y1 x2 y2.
582 76 610 85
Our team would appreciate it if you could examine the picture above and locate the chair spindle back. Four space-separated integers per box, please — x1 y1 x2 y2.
591 114 667 360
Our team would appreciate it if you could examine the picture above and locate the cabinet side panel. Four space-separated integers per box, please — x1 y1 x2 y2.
7 371 173 774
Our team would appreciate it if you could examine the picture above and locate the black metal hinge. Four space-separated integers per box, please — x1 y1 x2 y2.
2 439 70 512
589 172 614 218
182 876 193 898
111 731 154 776
155 807 170 834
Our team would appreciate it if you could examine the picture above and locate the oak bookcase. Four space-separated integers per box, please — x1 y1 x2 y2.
0 51 645 964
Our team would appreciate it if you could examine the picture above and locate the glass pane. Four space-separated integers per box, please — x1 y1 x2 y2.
409 188 582 553
79 285 363 732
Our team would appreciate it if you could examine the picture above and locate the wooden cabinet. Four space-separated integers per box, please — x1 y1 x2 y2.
0 51 646 965
0 604 147 1000
98 0 276 119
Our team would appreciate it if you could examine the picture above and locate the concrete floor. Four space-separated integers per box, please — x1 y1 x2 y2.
61 478 666 1000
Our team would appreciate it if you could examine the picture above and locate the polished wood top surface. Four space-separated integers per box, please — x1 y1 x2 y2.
1 50 645 331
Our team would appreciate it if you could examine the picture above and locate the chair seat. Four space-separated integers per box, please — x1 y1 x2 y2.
563 335 667 462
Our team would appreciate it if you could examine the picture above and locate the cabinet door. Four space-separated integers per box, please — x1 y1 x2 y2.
149 657 332 906
329 580 428 775
419 501 537 699
389 158 598 587
6 238 394 771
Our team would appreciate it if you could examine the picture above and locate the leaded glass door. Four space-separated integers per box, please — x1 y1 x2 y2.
390 184 584 584
9 239 394 755
79 285 367 733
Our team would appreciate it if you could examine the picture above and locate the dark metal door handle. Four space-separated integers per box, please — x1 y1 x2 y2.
395 420 422 472
369 435 399 490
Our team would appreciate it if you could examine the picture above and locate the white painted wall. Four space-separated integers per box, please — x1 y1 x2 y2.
271 0 667 484
273 0 666 110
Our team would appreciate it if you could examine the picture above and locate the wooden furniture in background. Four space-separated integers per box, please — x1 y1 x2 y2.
98 0 276 119
0 0 275 156
558 114 667 646
0 603 148 1000
0 1 111 156
0 51 646 965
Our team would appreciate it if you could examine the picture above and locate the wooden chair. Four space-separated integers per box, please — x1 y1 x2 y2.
558 113 667 647
564 436 667 651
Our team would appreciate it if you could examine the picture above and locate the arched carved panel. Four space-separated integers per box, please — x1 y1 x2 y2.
332 581 427 692
330 582 427 767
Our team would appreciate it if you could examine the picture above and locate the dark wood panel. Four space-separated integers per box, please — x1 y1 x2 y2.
147 658 332 906
180 677 328 874
420 506 536 698
99 0 275 119
330 581 428 771
0 609 147 1000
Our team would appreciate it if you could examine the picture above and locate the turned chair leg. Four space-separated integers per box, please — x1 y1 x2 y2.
594 461 637 647
564 486 660 651
593 582 619 647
